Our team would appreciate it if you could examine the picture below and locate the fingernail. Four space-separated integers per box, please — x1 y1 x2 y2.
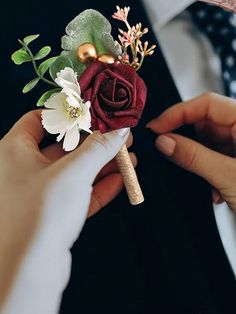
115 128 130 138
155 135 176 156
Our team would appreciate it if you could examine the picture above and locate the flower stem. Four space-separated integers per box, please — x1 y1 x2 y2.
23 43 58 88
136 56 144 71
41 76 58 87
125 20 132 31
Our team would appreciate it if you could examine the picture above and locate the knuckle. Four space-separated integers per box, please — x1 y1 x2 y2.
0 134 32 178
92 132 112 150
24 109 41 120
87 132 116 159
203 91 217 101
4 133 26 154
183 147 199 170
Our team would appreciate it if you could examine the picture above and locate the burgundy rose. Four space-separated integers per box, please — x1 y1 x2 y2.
79 60 147 133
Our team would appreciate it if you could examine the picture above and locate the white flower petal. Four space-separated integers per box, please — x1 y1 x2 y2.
78 113 91 133
77 101 92 133
56 67 78 86
55 67 81 97
41 68 90 151
42 110 70 135
61 83 81 99
66 93 81 108
80 101 91 115
85 101 91 109
42 109 65 125
44 93 66 109
79 124 92 134
63 125 80 151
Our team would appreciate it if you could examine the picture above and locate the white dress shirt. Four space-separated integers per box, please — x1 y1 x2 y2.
144 0 236 276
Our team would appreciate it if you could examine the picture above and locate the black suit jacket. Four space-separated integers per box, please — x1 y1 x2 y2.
2 1 236 313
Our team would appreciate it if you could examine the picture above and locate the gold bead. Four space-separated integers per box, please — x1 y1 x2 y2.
97 54 116 64
77 43 98 63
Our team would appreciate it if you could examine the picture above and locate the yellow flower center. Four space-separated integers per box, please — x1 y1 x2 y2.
64 102 82 119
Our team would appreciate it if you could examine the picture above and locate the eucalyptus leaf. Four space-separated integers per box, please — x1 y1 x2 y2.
49 55 74 80
61 9 121 76
11 49 31 65
34 46 51 60
37 88 61 106
22 78 40 93
38 56 58 76
23 34 40 46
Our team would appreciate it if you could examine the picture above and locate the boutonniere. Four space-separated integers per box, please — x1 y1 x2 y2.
11 5 156 205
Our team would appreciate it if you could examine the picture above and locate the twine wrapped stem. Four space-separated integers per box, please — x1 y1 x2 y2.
115 144 144 205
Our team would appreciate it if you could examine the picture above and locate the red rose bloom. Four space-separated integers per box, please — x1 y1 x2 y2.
79 60 147 133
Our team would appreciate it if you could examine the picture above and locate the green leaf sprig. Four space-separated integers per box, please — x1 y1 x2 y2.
11 34 59 95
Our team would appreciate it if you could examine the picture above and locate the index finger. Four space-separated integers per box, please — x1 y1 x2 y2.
147 93 236 133
7 110 45 147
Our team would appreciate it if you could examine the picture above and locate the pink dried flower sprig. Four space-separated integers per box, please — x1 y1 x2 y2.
112 6 130 24
118 54 130 64
113 6 156 70
140 41 156 57
118 28 136 48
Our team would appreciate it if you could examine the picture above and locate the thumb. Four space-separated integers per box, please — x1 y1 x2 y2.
48 128 130 183
155 134 236 190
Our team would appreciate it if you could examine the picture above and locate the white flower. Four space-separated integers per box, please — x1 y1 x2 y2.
42 67 92 151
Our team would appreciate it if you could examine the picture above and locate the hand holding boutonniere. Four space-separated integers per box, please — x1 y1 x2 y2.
11 5 156 205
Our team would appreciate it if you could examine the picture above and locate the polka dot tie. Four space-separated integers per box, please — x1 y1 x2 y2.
188 2 236 98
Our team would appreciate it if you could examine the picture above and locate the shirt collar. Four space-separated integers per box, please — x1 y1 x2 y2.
143 0 196 30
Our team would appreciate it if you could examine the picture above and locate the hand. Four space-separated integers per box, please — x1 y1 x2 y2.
0 110 134 313
147 92 236 213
